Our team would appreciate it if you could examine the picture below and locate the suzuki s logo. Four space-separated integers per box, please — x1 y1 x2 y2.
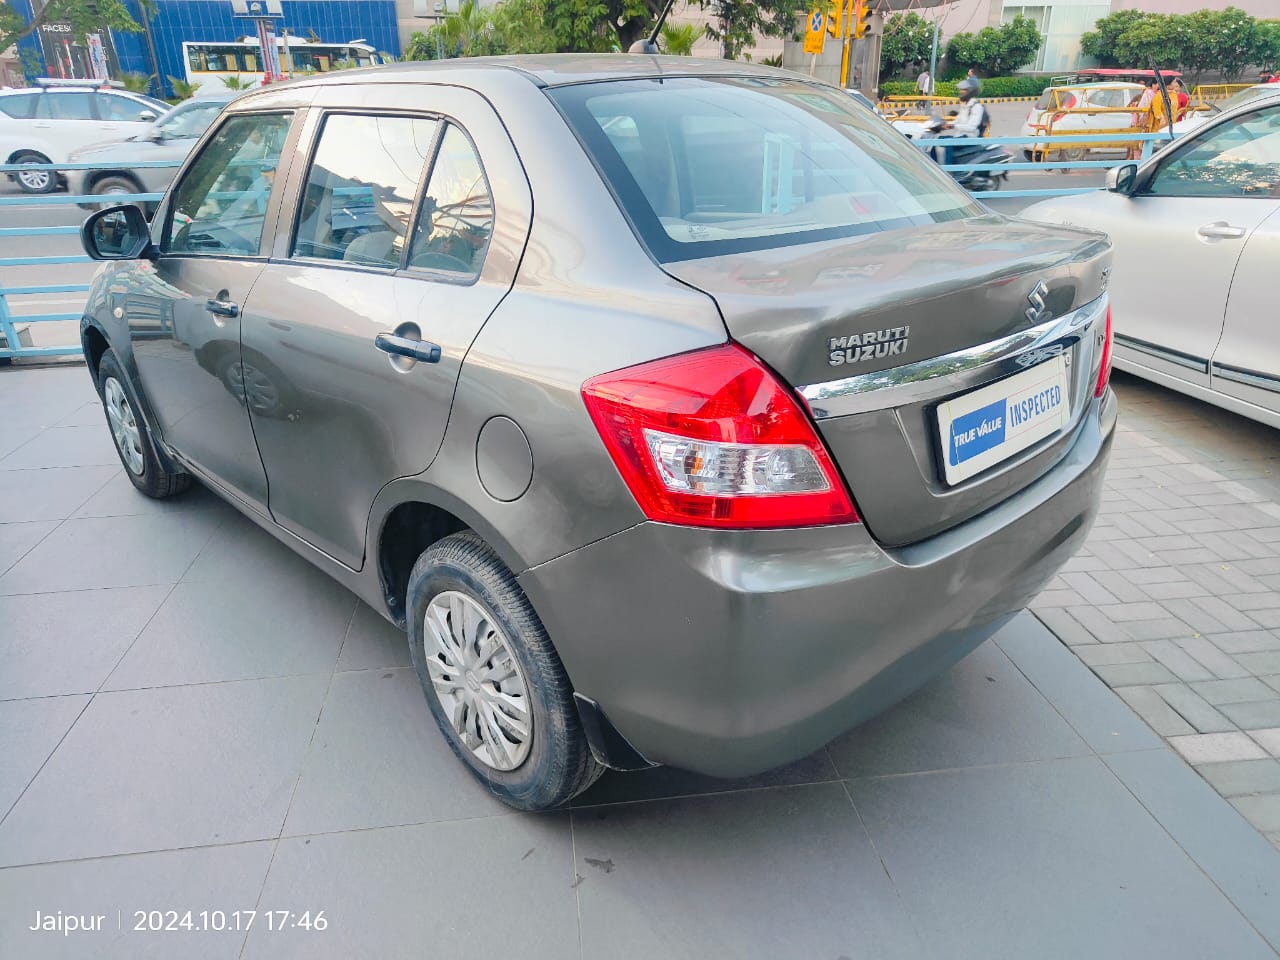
1025 280 1050 324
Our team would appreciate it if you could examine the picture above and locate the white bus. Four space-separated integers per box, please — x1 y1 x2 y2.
181 39 389 94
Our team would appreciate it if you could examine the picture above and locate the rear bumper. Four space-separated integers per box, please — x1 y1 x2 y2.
520 390 1116 778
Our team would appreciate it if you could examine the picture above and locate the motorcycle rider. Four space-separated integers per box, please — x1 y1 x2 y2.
941 77 987 165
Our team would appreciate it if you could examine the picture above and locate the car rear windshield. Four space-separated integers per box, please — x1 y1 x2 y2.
549 77 979 262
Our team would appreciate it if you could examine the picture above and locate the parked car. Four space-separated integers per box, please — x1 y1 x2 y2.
1023 90 1280 430
1019 82 1145 160
79 56 1116 810
0 79 170 193
66 93 237 213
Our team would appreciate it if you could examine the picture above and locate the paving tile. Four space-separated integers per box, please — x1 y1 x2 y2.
1253 728 1280 757
1093 601 1170 624
1093 661 1180 687
0 842 275 960
1175 637 1251 680
1192 678 1280 706
0 465 116 523
851 756 1276 960
0 696 89 816
0 425 121 469
1267 677 1280 696
1250 609 1280 629
0 676 330 865
827 641 1090 778
1236 652 1280 676
1141 640 1216 682
1123 618 1202 642
1161 598 1232 634
1225 592 1280 612
1117 687 1196 737
994 614 1161 755
0 513 223 595
282 667 510 836
1169 732 1268 764
1218 699 1280 731
0 586 170 700
180 512 311 586
1152 684 1235 733
1208 631 1280 655
1144 579 1215 601
1063 605 1133 643
53 399 106 428
1192 596 1265 631
243 816 578 960
104 564 354 689
1032 608 1096 647
335 601 410 672
1059 572 1120 605
73 471 223 519
574 783 922 960
1073 642 1151 667
1103 749 1280 953
0 520 57 578
1231 795 1280 834
1196 760 1280 798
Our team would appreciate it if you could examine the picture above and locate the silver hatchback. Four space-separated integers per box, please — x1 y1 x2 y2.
79 56 1116 810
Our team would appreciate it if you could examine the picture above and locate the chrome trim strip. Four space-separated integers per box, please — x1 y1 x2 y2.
1115 334 1208 374
1212 362 1280 395
799 295 1108 420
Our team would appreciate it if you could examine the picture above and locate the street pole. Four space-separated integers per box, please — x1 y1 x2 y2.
928 16 939 89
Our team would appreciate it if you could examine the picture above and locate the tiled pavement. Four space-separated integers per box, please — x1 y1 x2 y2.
1030 373 1280 845
3 364 1280 959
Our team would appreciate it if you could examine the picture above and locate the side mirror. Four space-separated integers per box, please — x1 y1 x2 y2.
147 127 165 143
138 110 158 122
81 205 154 261
1106 163 1138 196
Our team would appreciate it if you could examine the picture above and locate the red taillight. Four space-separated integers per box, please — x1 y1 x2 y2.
581 344 859 529
1095 306 1113 397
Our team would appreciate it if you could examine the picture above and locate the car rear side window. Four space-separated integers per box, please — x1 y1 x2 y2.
550 77 978 263
293 113 438 268
98 94 152 122
0 93 36 118
406 124 494 278
165 113 292 256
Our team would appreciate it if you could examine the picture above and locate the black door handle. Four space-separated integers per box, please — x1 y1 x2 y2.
375 332 441 364
206 298 239 318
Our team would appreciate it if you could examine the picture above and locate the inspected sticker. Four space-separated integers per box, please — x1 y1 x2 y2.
936 355 1070 485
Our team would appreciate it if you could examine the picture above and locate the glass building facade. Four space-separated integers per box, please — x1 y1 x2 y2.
11 0 401 96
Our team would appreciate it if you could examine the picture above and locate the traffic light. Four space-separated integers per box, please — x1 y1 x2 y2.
826 0 842 37
853 0 870 39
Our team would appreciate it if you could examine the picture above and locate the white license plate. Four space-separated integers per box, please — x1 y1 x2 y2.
936 356 1070 485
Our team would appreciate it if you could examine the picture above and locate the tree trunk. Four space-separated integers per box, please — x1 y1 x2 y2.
614 15 648 50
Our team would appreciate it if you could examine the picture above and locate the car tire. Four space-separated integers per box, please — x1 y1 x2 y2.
407 532 604 811
13 152 56 194
96 349 192 498
91 174 142 209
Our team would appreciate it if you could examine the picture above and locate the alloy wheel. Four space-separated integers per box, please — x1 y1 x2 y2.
424 590 533 771
17 165 51 191
103 377 145 475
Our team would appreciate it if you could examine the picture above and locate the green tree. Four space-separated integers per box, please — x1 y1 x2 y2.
1256 20 1280 74
697 0 805 60
119 71 154 94
1112 14 1186 72
879 11 934 80
1185 7 1260 81
221 74 254 90
166 75 200 100
1080 9 1151 67
947 16 1042 76
660 22 698 55
0 0 141 55
438 0 494 57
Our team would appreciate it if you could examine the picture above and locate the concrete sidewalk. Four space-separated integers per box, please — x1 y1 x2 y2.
2 365 1279 959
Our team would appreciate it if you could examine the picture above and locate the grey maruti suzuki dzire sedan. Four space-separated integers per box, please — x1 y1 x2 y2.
78 56 1116 811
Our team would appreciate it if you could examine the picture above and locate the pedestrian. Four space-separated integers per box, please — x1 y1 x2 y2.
1171 77 1189 121
1128 78 1157 160
916 67 933 97
966 68 982 95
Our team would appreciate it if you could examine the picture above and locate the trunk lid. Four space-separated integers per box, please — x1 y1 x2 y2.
662 215 1113 546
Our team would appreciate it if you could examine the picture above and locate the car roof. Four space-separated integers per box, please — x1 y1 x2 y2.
278 54 806 91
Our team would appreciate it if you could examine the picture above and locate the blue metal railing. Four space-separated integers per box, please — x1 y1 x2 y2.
0 131 1181 362
0 158 174 361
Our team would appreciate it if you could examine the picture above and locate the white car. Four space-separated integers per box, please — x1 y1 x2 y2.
0 80 170 193
1022 90 1280 429
1019 82 1144 160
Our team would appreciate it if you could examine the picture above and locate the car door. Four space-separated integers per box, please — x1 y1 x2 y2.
127 110 296 513
1106 103 1280 388
32 90 98 159
242 86 532 569
1213 204 1280 422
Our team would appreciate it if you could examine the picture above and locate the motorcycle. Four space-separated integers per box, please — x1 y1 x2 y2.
921 116 1013 193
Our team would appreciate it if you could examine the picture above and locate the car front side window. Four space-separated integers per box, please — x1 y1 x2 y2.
292 113 437 267
98 94 151 122
164 113 292 257
1147 104 1280 198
